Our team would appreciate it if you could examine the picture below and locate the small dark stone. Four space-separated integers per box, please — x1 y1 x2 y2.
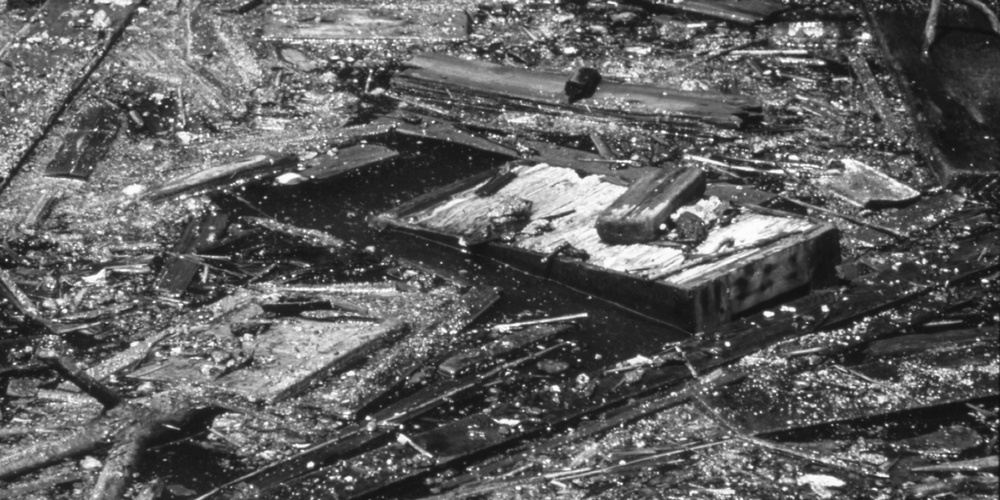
675 212 708 243
564 67 602 103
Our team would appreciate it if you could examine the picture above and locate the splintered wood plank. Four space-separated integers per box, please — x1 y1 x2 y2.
596 167 706 244
146 152 299 201
263 4 469 41
392 53 761 131
0 0 140 185
43 103 120 180
377 163 838 332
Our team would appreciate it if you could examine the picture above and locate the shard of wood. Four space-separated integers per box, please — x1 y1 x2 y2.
596 167 706 244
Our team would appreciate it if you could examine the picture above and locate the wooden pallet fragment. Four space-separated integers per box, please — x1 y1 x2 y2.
375 162 839 332
0 0 140 186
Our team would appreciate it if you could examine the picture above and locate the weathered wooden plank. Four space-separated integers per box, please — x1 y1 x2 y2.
43 103 120 180
386 118 519 159
0 0 140 186
596 167 706 244
146 152 299 201
653 0 788 25
263 5 469 41
375 163 838 332
392 53 761 130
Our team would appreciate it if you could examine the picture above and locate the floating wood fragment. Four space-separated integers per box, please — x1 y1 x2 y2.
386 117 519 158
43 103 120 180
816 158 920 208
154 211 229 297
20 192 60 231
263 5 469 41
375 163 839 332
392 53 762 132
146 152 299 201
596 167 706 244
297 144 398 181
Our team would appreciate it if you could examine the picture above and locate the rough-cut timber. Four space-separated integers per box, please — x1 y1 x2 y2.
374 162 839 332
863 0 1000 191
263 4 469 41
43 103 120 180
0 0 140 186
596 167 706 244
392 53 762 131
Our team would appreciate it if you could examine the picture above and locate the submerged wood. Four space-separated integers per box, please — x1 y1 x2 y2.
376 162 838 332
596 167 706 244
392 53 761 130
154 211 229 297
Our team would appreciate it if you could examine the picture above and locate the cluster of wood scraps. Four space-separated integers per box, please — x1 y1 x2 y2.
0 0 997 499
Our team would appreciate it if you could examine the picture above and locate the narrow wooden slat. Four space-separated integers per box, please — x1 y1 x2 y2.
43 103 120 180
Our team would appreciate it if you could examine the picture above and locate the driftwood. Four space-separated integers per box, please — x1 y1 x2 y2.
652 0 788 25
154 211 230 297
596 167 706 244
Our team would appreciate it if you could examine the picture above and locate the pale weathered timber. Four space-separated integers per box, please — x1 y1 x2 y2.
374 162 839 332
595 167 706 244
297 144 398 181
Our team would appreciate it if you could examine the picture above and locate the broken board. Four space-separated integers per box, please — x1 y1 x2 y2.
374 162 839 332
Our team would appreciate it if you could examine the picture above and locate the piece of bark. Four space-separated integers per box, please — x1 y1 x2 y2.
816 158 920 208
263 6 469 41
297 144 398 181
596 167 706 244
43 103 120 180
146 152 298 201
